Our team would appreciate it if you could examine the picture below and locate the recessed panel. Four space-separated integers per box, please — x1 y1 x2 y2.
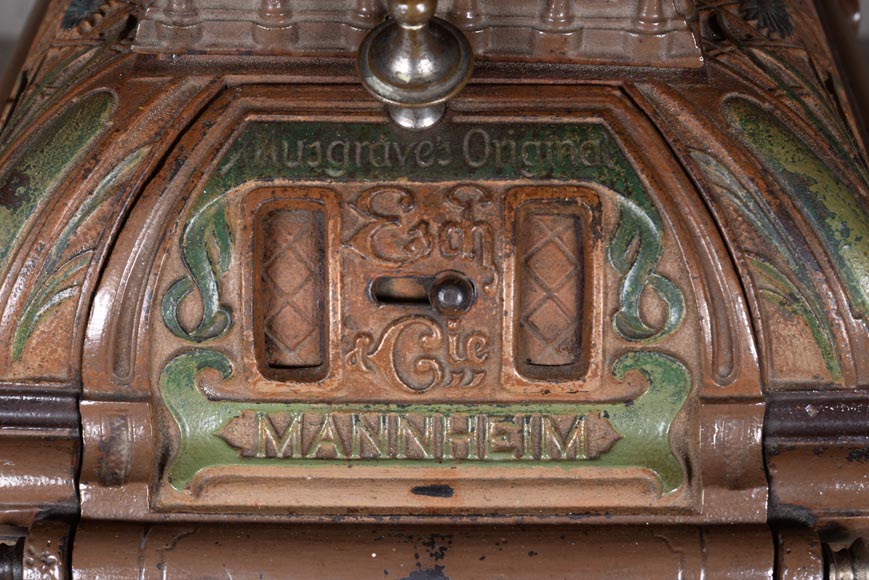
257 206 327 381
516 207 584 380
149 111 704 517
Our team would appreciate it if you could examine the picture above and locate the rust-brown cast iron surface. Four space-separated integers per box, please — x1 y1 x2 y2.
0 0 867 578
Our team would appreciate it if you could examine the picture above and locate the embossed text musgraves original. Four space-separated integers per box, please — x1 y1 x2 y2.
219 123 621 180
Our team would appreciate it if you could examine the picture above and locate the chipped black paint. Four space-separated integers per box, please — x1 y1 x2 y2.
411 485 455 498
399 566 449 580
846 448 869 463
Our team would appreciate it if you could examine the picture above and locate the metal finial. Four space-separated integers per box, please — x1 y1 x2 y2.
357 0 473 130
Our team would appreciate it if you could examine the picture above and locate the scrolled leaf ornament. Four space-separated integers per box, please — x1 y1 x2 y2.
689 148 842 379
62 0 108 30
162 198 233 342
160 349 689 493
738 0 793 38
609 350 690 493
608 198 685 342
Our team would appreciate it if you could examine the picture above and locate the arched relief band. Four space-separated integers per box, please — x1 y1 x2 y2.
723 96 869 323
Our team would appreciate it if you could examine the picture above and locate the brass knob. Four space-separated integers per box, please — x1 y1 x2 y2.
357 0 473 130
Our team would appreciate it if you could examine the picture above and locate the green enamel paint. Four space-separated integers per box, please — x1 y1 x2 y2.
725 97 869 320
10 147 148 361
161 195 233 342
0 90 115 271
161 349 689 494
212 123 641 184
159 121 691 495
752 257 842 380
162 122 683 346
690 150 841 380
609 196 685 341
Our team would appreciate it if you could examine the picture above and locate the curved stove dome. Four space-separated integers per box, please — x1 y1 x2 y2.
0 0 866 577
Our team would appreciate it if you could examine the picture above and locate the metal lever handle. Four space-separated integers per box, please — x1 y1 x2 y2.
370 271 476 316
357 0 473 130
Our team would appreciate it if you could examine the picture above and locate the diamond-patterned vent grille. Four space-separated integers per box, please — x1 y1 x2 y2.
517 212 582 368
261 209 325 369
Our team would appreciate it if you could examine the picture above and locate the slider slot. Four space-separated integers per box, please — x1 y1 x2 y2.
369 276 435 306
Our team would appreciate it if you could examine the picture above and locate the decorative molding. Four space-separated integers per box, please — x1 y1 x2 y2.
133 0 702 68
